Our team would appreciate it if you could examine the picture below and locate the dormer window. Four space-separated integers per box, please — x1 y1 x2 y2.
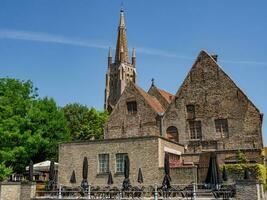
186 105 195 119
127 101 137 114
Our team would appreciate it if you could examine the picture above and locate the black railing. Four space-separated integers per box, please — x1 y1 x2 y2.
34 183 236 200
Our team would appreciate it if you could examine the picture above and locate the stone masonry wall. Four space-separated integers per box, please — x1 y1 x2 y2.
163 51 263 156
235 180 264 200
159 167 197 185
59 136 184 187
105 84 160 139
20 183 36 200
0 182 21 200
59 137 159 186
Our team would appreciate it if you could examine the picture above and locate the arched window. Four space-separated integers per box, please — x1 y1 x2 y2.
166 126 179 142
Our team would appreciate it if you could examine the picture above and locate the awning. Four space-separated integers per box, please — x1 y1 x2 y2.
25 161 58 172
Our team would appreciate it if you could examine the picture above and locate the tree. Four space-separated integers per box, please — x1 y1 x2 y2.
0 78 71 179
62 103 108 140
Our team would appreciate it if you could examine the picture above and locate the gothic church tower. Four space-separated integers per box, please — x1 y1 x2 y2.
104 9 137 112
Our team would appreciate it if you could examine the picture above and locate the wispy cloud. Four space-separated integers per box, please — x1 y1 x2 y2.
0 29 109 49
0 29 267 66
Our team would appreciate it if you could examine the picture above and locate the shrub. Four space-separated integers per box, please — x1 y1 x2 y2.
222 163 266 186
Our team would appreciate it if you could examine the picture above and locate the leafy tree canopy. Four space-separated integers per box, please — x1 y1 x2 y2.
62 103 108 140
0 78 71 180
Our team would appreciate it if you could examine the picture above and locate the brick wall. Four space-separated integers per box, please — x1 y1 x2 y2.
58 136 184 186
0 182 21 200
105 84 160 139
235 180 265 200
163 50 263 160
159 166 197 185
0 182 36 200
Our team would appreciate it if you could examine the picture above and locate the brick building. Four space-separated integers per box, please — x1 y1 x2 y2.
58 9 264 186
58 9 186 186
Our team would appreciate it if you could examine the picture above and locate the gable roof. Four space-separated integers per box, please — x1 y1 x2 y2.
134 84 165 114
108 81 165 120
169 50 260 114
157 88 174 103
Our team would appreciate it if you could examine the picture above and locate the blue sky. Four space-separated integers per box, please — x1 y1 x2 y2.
0 1 266 144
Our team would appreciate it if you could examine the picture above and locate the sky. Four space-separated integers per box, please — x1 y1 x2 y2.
0 1 266 143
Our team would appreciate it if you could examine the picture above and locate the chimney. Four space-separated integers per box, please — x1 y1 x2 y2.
211 54 218 62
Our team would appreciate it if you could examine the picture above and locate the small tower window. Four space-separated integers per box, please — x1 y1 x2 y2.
127 101 137 114
186 105 195 119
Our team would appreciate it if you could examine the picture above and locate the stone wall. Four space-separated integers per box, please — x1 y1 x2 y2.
159 166 197 185
0 182 36 200
105 83 161 139
0 182 21 200
235 180 265 200
59 136 184 187
163 50 263 162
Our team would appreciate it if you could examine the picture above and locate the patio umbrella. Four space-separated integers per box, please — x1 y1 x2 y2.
162 152 171 190
122 155 131 190
48 160 55 191
29 160 33 182
222 166 228 182
244 168 251 180
137 168 143 184
81 157 89 190
205 152 222 188
70 170 76 184
107 171 113 185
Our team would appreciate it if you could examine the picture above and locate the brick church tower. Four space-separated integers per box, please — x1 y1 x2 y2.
104 9 137 112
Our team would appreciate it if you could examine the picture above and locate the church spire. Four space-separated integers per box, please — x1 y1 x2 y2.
115 8 129 63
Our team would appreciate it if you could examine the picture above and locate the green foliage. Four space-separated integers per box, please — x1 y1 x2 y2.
222 163 266 185
62 103 108 140
236 150 248 163
0 78 71 179
0 163 12 181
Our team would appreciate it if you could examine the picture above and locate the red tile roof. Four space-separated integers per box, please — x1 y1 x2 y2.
157 88 174 103
134 85 165 113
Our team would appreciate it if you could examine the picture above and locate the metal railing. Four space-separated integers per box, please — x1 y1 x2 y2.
34 183 236 200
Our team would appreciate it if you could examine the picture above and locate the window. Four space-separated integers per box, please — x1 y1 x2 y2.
189 121 202 139
215 119 229 137
169 153 181 168
186 105 195 119
98 154 109 173
116 153 127 173
127 101 137 114
166 126 179 142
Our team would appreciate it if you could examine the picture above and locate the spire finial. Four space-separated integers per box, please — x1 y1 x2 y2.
119 6 125 27
151 78 155 86
108 47 112 57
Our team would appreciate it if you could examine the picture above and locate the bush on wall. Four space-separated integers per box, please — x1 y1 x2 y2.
222 163 266 185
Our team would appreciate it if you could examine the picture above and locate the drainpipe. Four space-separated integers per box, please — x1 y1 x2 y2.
159 112 164 137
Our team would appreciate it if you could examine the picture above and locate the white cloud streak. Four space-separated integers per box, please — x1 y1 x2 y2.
0 29 108 49
0 29 266 66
